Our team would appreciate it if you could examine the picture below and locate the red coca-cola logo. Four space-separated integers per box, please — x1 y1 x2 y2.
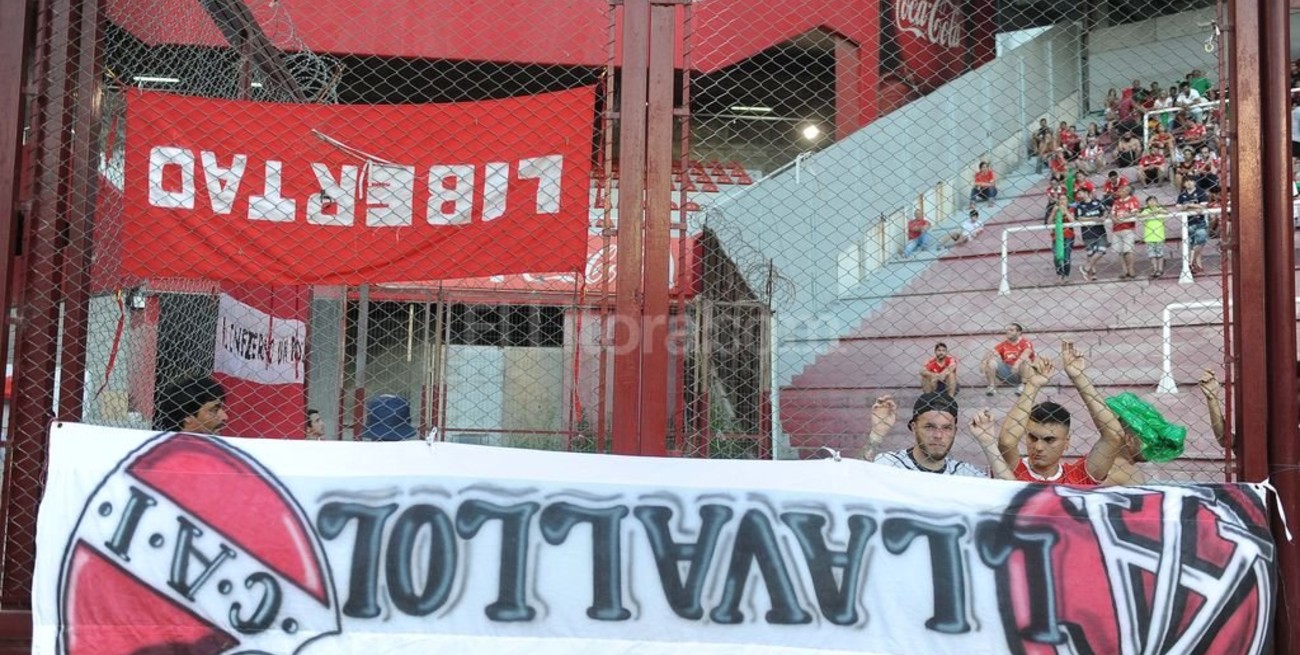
895 0 963 49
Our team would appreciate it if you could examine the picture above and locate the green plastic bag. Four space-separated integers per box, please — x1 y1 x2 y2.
1105 392 1187 462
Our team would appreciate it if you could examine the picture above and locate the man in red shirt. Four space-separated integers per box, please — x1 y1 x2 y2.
988 342 1126 485
920 342 958 395
1110 185 1142 279
902 208 939 258
980 323 1035 396
969 161 998 206
1137 149 1167 187
1101 169 1130 206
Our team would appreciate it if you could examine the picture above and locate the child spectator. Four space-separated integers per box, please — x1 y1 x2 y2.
1140 196 1168 278
970 161 998 206
1137 149 1167 187
920 342 959 395
1175 178 1209 273
1073 188 1108 281
1110 185 1142 279
949 208 985 246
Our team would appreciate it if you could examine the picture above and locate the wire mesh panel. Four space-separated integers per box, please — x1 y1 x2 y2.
1 0 611 606
0 0 1265 619
683 0 1239 482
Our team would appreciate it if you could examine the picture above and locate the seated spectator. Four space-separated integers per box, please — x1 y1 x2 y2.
1140 195 1168 278
1047 147 1069 182
1102 169 1131 206
981 322 1035 396
1175 177 1209 273
902 208 939 257
1150 90 1175 131
1058 122 1081 160
949 208 985 246
1084 122 1102 142
1173 146 1196 189
1148 123 1174 157
1137 149 1167 187
1079 137 1106 175
1114 132 1142 168
991 344 1125 486
1176 82 1205 121
1188 69 1212 97
1182 117 1210 150
1193 145 1221 193
1032 118 1056 171
1073 187 1109 281
1104 87 1119 110
1110 184 1142 280
970 161 998 205
920 342 959 395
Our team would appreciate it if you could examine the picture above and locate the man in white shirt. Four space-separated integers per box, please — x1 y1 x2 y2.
1176 82 1205 122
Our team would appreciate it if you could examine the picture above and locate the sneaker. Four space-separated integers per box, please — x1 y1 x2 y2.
985 386 996 396
1016 384 1025 394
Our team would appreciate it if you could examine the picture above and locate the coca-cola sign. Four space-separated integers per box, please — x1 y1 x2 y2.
896 0 963 49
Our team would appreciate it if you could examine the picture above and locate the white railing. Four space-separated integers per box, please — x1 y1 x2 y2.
998 208 1217 295
1139 87 1300 147
1156 300 1224 394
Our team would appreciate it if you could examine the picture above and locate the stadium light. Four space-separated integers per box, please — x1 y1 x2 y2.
729 105 774 113
800 124 822 141
132 76 180 84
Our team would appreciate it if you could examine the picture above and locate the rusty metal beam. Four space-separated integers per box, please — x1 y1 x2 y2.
2 0 71 605
1259 0 1300 650
638 3 675 457
0 0 36 622
612 0 650 455
1228 0 1268 482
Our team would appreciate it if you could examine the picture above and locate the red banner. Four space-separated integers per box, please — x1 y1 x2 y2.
123 88 595 286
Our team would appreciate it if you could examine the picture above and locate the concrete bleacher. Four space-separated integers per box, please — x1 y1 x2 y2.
778 160 1282 482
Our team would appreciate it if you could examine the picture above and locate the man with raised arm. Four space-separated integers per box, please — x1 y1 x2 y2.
994 342 1126 485
859 392 989 477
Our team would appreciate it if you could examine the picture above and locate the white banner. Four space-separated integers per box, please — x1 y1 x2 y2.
213 293 305 386
33 423 1276 655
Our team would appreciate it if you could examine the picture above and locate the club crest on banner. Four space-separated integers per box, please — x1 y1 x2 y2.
56 432 339 655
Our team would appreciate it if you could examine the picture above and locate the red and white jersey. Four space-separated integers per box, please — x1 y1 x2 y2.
1083 144 1104 160
1102 176 1131 197
1185 123 1208 141
994 338 1034 366
924 355 957 375
1013 457 1098 486
1139 153 1166 169
1111 195 1142 231
974 169 996 186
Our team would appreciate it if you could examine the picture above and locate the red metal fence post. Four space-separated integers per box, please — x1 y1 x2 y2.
613 0 650 455
1259 0 1300 650
0 0 37 638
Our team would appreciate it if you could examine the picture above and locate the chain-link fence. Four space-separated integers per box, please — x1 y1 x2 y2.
0 0 1274 615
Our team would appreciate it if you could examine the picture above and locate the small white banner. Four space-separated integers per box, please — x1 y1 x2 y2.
33 423 1276 655
213 293 305 386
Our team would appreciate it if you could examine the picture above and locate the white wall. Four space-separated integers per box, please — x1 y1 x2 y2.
1087 8 1300 110
704 24 1082 325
